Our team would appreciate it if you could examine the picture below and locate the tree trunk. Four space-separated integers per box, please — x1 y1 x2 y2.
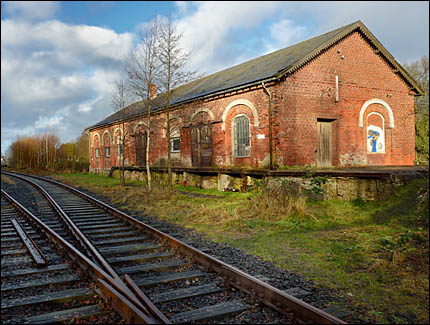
146 110 151 192
167 108 172 193
120 123 125 186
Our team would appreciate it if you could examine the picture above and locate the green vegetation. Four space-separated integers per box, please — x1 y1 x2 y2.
404 55 429 166
52 172 429 324
6 131 89 172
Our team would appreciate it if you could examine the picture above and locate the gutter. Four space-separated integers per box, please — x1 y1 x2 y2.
262 82 273 170
87 76 280 132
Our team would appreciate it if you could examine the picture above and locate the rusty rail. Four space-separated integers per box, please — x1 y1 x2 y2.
11 218 48 266
11 172 347 324
1 187 163 324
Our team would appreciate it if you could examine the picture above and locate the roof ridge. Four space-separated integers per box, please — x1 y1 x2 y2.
88 20 422 131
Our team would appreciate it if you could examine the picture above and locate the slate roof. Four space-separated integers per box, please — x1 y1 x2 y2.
88 20 423 131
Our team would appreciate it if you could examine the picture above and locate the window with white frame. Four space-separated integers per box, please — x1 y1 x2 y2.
95 148 100 158
104 135 111 158
234 115 250 157
170 126 180 152
117 135 123 156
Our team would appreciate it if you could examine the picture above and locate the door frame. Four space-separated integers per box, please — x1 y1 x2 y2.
190 122 213 167
316 118 335 167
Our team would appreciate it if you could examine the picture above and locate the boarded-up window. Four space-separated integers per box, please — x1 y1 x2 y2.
190 112 212 167
135 125 147 167
235 115 250 157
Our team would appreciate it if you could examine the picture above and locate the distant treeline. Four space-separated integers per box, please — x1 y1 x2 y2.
7 131 89 172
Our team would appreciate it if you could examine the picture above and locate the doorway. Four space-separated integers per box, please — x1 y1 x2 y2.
316 119 333 167
135 127 147 167
190 124 213 167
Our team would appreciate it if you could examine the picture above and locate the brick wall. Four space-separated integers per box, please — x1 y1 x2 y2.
89 30 416 171
274 31 416 167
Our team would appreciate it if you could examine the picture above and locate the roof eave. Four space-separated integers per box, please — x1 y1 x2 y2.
87 76 280 131
276 21 424 96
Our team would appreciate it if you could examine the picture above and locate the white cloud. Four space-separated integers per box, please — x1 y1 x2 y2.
1 20 133 65
1 1 428 156
275 1 429 63
266 19 308 53
175 1 282 73
78 96 103 113
174 1 191 16
1 18 134 154
173 1 428 75
3 1 60 21
35 114 65 130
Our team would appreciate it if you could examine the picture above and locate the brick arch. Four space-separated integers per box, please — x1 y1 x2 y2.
133 121 148 133
92 133 100 147
163 116 183 138
102 130 111 144
191 108 215 121
359 98 394 128
163 115 183 128
113 126 123 139
222 99 259 132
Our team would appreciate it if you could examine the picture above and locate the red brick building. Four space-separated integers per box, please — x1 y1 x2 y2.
87 21 423 173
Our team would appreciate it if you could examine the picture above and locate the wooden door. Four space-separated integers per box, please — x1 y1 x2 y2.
200 124 212 167
317 121 332 167
135 130 147 167
190 124 213 167
191 126 199 167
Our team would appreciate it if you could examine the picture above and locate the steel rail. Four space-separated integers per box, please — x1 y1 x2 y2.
2 171 169 324
8 171 347 324
10 217 48 266
1 187 160 324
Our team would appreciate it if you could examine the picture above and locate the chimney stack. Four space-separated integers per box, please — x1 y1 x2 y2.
150 84 157 99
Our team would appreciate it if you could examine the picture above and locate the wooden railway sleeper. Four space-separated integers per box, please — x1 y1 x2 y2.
4 171 348 324
1 187 167 324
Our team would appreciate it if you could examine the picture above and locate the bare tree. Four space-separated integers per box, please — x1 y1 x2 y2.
157 16 197 193
111 74 133 185
125 16 161 191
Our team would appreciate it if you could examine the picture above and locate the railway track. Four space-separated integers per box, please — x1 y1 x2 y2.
2 171 347 324
1 191 125 324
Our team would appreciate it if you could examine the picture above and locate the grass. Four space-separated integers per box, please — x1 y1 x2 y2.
50 171 429 324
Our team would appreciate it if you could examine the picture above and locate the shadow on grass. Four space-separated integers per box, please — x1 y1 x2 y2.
369 178 429 227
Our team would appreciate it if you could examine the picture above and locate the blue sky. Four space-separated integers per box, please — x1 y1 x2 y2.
1 1 429 156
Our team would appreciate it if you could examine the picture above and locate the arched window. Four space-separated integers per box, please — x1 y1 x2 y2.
103 134 111 158
94 135 100 158
233 115 250 157
116 135 123 156
170 125 180 153
103 133 111 168
366 112 385 153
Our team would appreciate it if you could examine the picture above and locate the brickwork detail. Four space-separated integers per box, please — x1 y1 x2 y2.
90 31 416 172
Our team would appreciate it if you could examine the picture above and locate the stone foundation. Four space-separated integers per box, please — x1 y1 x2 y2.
106 167 420 201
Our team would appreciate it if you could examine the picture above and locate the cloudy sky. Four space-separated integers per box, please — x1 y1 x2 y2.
1 1 429 156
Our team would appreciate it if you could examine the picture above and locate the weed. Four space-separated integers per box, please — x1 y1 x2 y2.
50 171 429 324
